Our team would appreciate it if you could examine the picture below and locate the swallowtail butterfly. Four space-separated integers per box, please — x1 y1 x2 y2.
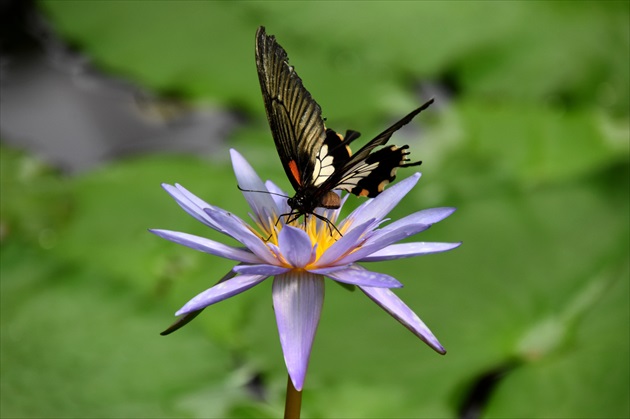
255 26 433 225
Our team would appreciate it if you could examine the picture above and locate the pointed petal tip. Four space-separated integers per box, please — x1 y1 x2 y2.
403 172 421 186
423 333 447 355
432 343 447 355
174 307 190 317
229 148 243 161
289 373 305 392
149 228 168 237
423 335 447 355
443 206 457 215
229 149 250 173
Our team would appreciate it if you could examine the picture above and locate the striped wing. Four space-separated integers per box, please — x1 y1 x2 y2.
255 26 326 191
317 99 433 198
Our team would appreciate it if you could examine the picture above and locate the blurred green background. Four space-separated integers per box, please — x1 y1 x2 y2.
1 1 628 418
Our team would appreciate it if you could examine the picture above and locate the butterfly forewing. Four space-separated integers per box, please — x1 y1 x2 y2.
312 129 352 187
337 99 433 169
255 27 326 190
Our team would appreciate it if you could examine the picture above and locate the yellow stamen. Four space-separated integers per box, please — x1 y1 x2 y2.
253 210 354 266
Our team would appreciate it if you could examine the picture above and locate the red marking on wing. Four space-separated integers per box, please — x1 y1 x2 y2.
288 160 302 185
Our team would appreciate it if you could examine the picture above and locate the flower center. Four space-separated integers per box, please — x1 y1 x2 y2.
259 211 349 262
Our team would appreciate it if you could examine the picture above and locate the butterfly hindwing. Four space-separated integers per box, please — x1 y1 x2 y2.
255 27 326 190
317 101 432 198
335 145 420 197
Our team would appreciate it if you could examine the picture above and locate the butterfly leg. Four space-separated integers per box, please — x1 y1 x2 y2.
262 210 302 241
265 211 342 240
310 212 343 238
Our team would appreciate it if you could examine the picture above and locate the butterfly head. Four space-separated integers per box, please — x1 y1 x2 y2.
288 188 341 216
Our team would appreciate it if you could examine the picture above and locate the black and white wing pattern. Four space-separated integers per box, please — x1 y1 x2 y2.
256 26 433 218
318 100 433 197
255 26 326 191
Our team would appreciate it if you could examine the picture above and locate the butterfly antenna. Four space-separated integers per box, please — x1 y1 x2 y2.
237 185 289 199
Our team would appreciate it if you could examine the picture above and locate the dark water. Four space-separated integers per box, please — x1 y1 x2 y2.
0 0 239 173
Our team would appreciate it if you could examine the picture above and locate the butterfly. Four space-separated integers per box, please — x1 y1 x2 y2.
255 26 433 227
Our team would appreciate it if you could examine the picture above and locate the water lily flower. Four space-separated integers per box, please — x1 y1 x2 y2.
151 149 460 391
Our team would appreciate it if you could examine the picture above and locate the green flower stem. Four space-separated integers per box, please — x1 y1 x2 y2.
284 375 302 419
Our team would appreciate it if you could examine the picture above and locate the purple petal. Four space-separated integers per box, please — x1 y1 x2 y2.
231 149 279 231
176 274 268 315
203 207 277 265
174 183 217 214
345 208 457 263
306 265 349 275
150 229 261 263
360 286 445 354
379 207 456 234
360 242 462 262
335 221 432 265
273 272 325 391
162 183 220 231
315 218 376 267
346 173 420 227
325 264 403 288
265 180 291 216
232 264 290 276
278 226 315 268
266 242 284 261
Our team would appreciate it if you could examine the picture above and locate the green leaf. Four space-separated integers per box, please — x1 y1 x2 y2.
239 169 629 417
417 101 629 207
0 146 73 247
0 243 242 418
486 261 629 418
40 1 628 119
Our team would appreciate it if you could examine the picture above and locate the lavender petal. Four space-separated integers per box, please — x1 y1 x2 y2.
378 208 456 239
265 180 290 216
347 173 420 227
273 272 325 391
230 149 279 231
150 229 261 263
162 183 220 231
316 218 376 267
176 274 268 315
335 220 433 265
360 286 446 354
203 207 277 265
232 264 290 276
326 264 403 288
278 226 315 268
360 242 462 262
